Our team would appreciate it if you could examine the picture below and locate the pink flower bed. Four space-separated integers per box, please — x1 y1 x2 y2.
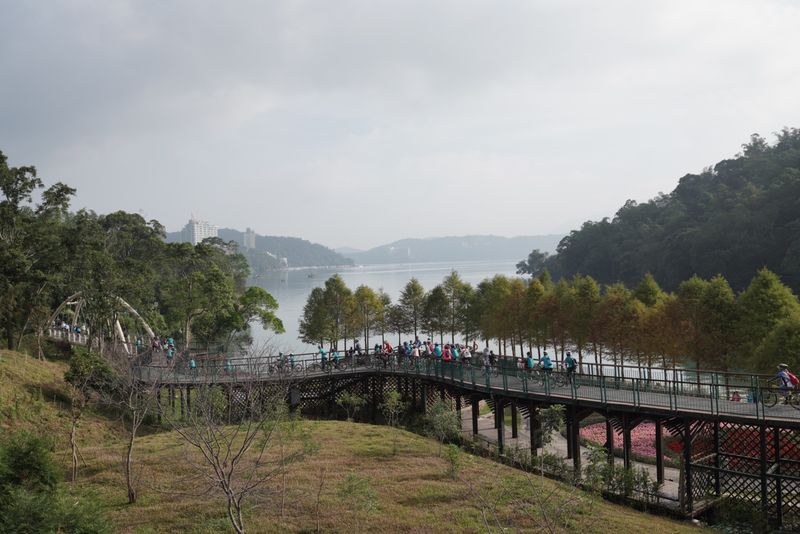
581 422 662 458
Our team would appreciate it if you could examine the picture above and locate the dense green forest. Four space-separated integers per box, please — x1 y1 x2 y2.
300 267 800 374
0 150 284 352
537 128 800 292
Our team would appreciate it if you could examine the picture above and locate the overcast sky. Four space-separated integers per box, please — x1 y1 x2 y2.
1 1 799 249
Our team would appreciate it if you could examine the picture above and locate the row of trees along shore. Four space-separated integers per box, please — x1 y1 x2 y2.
0 149 285 354
300 268 800 376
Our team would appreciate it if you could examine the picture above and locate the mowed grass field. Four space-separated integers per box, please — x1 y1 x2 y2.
1 350 706 533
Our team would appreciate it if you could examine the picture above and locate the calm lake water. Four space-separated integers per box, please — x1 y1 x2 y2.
249 260 519 353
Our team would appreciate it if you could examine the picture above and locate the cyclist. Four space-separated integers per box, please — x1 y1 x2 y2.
564 351 577 383
482 347 491 374
331 350 340 369
525 351 535 371
461 345 471 365
769 363 796 403
442 347 452 362
540 352 554 375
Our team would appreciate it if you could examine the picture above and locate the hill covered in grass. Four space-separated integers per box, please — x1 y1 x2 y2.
1 350 704 533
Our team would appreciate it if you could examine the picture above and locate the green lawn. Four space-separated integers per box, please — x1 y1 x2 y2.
2 350 707 533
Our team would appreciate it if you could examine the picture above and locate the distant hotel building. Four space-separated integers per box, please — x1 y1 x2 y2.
181 218 219 245
243 227 256 250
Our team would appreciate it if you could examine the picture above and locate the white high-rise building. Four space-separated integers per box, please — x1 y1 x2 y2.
181 218 219 245
243 227 256 250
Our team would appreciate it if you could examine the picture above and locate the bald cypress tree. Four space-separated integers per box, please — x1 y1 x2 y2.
736 269 800 370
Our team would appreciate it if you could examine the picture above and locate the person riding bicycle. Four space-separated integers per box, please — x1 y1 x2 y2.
331 350 340 368
481 347 491 374
564 351 577 382
540 352 554 374
770 363 797 402
525 351 535 371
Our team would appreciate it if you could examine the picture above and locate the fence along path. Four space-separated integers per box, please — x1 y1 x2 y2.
135 350 800 428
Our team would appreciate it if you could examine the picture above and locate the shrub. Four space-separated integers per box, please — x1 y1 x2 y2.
443 444 461 478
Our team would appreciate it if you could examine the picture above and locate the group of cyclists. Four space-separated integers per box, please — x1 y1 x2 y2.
304 338 581 385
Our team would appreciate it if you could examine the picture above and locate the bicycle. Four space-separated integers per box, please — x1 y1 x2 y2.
325 360 348 373
761 385 800 410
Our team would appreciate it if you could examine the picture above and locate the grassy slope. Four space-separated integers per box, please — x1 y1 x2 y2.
1 350 705 533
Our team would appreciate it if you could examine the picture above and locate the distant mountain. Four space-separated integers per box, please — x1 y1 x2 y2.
344 235 564 264
334 246 363 255
165 228 353 269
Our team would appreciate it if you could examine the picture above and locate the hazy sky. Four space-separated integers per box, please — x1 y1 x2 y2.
2 1 799 249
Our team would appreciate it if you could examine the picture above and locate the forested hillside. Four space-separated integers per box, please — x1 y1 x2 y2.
0 150 284 352
543 128 800 291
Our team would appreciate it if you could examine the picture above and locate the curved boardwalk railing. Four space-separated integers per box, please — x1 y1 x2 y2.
135 351 800 427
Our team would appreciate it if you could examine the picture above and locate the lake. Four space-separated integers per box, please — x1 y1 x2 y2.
249 259 519 353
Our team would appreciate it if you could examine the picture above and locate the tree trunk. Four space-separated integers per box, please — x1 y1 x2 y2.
70 418 79 482
227 494 246 534
125 420 137 504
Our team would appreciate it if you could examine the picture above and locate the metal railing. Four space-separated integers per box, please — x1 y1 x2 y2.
134 348 798 424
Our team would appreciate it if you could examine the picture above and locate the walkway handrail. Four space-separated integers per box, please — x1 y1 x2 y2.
135 349 800 425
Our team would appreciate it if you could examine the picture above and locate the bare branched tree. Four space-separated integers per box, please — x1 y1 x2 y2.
162 351 310 534
100 348 160 504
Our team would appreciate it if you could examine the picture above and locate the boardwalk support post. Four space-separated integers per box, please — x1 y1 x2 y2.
471 397 479 435
529 402 540 459
568 406 582 474
622 413 632 470
605 416 614 465
760 423 768 521
713 420 721 496
655 419 664 484
511 402 518 439
495 397 505 454
775 427 783 526
684 418 693 514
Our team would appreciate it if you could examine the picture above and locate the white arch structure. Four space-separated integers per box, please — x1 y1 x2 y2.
48 291 156 353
